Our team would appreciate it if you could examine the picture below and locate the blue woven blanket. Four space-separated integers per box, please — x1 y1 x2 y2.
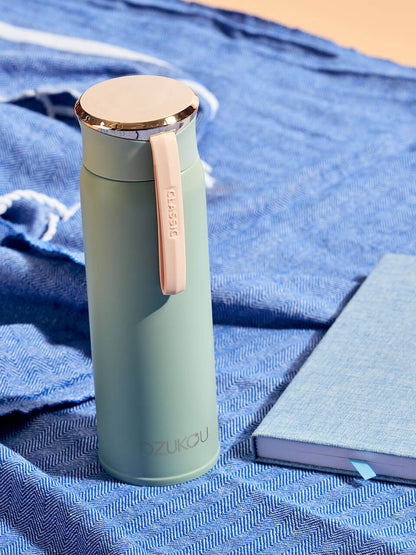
0 1 416 553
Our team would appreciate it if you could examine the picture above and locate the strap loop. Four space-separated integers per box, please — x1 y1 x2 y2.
150 131 186 295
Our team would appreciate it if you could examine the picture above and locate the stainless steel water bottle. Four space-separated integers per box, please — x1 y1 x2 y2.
75 75 220 486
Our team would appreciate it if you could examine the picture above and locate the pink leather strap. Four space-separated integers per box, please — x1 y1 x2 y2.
150 131 186 295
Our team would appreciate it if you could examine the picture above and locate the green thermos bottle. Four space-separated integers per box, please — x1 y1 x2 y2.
75 75 220 486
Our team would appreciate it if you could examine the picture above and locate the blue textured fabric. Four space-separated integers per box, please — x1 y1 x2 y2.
0 0 416 553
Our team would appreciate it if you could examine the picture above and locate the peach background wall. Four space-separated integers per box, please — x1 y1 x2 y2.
186 0 415 67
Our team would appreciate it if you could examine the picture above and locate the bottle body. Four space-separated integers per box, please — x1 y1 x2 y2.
80 157 220 485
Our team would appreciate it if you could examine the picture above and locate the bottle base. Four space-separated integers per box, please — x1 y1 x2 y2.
99 446 220 486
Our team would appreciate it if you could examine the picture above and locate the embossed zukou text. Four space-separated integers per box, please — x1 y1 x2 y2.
142 428 209 456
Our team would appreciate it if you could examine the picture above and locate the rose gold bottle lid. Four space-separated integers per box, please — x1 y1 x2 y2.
75 75 199 139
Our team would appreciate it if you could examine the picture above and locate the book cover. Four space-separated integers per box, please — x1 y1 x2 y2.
252 254 416 483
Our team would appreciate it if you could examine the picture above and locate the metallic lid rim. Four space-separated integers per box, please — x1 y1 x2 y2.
82 111 197 141
74 96 199 132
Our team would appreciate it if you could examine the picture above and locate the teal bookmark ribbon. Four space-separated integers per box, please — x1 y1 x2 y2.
349 459 377 480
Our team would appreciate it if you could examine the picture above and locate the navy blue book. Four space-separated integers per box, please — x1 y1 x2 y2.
252 254 416 483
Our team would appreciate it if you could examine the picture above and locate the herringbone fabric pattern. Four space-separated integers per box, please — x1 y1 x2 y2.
0 0 415 553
